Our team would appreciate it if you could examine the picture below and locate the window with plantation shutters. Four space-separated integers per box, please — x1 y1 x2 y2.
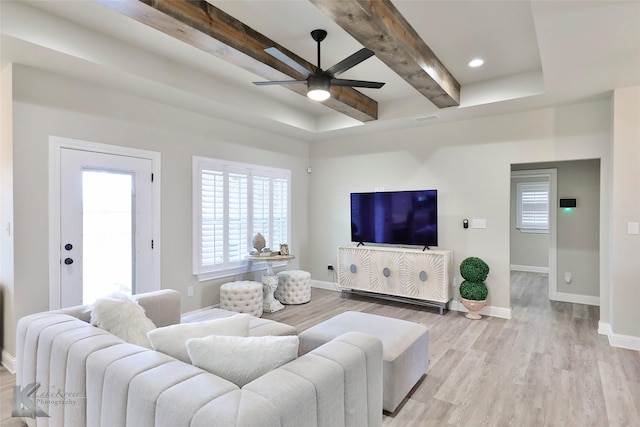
193 157 291 279
516 182 549 233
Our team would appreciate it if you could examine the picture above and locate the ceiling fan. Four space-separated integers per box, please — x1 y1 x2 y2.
253 29 385 101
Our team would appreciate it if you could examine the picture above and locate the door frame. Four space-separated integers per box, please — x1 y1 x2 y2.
48 136 161 309
510 168 558 301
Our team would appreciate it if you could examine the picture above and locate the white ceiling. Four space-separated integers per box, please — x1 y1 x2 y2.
2 0 639 142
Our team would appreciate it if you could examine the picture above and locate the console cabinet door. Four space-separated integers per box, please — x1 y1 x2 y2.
402 252 450 302
338 247 371 291
369 250 404 295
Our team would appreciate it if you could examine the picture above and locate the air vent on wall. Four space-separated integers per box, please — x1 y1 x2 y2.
413 114 440 122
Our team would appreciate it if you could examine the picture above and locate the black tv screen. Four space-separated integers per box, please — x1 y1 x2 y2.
350 190 438 247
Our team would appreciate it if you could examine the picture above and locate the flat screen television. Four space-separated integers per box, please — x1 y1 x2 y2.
350 190 438 248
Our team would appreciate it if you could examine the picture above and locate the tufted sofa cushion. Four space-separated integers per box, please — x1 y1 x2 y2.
220 281 263 317
275 270 311 304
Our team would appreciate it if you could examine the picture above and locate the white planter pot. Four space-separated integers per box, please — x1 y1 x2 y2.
460 298 487 320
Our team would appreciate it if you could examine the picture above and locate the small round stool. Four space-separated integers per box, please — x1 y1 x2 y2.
220 280 263 317
275 270 311 304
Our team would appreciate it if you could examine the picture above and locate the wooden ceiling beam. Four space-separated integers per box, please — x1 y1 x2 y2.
94 0 379 122
310 0 461 108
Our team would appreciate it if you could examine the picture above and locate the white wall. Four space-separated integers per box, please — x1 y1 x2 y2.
309 100 612 316
1 65 310 357
611 86 640 340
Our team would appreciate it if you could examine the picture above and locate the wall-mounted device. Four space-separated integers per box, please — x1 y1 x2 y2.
463 219 469 229
559 198 577 208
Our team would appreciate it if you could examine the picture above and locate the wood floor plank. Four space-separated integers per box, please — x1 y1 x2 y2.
599 359 640 427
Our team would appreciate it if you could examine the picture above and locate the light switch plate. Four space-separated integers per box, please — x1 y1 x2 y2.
472 219 487 229
628 222 639 235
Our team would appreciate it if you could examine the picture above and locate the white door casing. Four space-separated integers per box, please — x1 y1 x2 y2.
49 137 161 309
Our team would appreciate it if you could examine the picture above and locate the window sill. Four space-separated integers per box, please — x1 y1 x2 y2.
195 260 288 282
517 228 549 234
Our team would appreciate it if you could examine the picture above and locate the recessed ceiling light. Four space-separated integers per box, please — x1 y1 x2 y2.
468 58 484 68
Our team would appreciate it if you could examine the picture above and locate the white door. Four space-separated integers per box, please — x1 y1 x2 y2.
59 147 155 307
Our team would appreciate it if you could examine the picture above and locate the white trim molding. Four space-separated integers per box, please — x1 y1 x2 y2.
510 265 549 274
310 279 340 292
553 292 600 306
449 300 512 320
313 280 513 319
598 322 640 351
2 350 16 374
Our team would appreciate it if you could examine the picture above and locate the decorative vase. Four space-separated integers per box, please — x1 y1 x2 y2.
460 298 487 320
252 233 266 252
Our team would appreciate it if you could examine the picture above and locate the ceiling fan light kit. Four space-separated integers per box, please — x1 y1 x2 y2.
254 29 385 102
307 75 331 101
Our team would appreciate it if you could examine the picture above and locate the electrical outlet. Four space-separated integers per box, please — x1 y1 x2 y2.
564 272 572 284
187 286 194 297
327 265 334 271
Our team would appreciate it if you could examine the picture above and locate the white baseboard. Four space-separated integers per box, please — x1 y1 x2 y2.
449 300 512 320
510 265 549 274
608 333 640 351
180 304 219 317
310 279 340 292
312 281 513 320
552 292 600 306
600 321 640 350
598 322 640 351
2 349 16 374
598 321 611 336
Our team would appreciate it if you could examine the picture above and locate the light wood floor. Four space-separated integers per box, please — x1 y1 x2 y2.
2 272 638 426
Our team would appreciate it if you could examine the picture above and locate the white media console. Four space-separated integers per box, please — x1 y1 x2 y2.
337 245 453 314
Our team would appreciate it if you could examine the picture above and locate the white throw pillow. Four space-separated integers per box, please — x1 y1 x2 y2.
186 335 299 387
89 293 156 348
147 314 250 363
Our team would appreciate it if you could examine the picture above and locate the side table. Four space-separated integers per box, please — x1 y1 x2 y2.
247 254 295 312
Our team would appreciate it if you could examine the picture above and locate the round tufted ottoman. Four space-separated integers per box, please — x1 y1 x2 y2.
220 281 263 317
275 270 311 304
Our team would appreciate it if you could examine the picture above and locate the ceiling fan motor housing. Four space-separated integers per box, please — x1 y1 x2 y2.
308 74 330 90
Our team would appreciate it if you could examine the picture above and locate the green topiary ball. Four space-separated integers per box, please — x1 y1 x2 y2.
460 257 490 282
459 280 488 301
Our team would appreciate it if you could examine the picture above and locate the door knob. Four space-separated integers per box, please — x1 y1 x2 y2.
64 258 74 265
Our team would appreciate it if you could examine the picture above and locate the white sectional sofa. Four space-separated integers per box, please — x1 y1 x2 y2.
15 290 383 427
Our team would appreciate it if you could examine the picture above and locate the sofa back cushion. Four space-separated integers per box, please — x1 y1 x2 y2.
58 289 182 327
148 314 251 363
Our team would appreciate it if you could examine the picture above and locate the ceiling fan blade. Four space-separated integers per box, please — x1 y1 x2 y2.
264 47 312 78
253 80 305 86
326 48 375 77
331 79 385 89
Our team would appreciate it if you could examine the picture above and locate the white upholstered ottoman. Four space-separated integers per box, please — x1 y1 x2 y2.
298 311 429 413
275 270 311 304
219 280 263 317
